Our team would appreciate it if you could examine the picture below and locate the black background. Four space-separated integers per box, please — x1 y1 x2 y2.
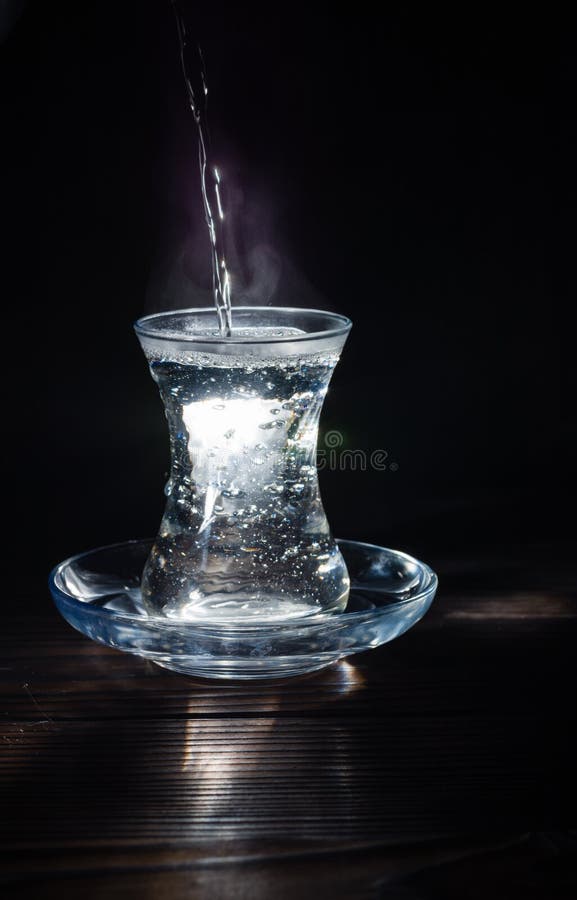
1 2 575 599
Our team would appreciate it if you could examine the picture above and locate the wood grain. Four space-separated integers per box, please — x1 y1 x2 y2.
1 544 576 896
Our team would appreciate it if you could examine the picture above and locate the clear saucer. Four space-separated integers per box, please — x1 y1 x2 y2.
49 539 438 680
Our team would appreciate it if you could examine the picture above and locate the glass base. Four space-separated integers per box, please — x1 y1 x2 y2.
49 539 438 680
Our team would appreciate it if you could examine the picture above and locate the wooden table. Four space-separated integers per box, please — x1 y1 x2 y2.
1 543 576 897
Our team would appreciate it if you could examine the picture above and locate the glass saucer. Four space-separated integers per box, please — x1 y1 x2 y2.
49 539 437 680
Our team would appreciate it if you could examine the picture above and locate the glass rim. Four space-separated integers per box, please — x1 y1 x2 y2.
134 306 352 346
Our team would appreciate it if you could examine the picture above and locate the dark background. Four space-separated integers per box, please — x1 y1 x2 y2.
1 1 575 597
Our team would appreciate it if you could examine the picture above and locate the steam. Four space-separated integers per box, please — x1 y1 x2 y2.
145 2 327 318
145 185 327 315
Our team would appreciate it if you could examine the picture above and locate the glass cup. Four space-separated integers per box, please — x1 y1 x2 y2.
134 307 352 622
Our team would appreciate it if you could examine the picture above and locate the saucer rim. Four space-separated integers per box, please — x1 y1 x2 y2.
49 538 438 634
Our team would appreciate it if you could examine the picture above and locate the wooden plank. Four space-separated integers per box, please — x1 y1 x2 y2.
0 548 575 893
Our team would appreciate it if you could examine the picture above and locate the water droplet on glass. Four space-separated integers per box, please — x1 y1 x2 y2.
222 488 245 499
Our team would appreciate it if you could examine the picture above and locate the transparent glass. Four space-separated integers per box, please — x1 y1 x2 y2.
49 539 438 679
134 307 352 623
